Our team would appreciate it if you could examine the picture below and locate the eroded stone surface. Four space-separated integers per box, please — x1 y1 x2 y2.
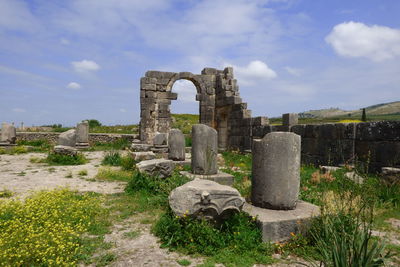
1 123 16 144
136 159 174 178
169 178 244 220
53 145 78 156
243 201 320 242
191 124 218 175
76 121 89 145
153 132 167 146
168 129 185 161
131 143 152 152
130 151 156 162
58 129 76 147
252 132 301 210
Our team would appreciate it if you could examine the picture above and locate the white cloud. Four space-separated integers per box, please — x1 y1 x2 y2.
66 82 81 90
12 108 25 113
119 108 126 113
285 66 302 76
71 60 100 73
326 21 400 61
228 60 277 86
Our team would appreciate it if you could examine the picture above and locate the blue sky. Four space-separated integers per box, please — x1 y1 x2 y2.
1 0 399 126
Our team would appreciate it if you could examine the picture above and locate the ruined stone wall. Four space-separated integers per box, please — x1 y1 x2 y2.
246 121 400 172
15 132 138 145
139 67 253 149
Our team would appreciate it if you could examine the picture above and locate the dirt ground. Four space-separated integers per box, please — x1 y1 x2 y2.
0 152 399 267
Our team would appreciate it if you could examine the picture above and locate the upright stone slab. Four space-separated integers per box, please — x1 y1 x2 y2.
252 132 301 210
76 121 89 145
153 132 167 146
58 129 77 147
168 129 185 161
0 123 16 144
282 113 298 127
191 124 218 175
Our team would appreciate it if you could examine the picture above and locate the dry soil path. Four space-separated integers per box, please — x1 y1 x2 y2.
0 151 125 198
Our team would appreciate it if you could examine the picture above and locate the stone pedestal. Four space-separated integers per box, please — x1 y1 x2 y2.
191 124 218 175
243 201 319 242
76 121 89 148
252 132 301 210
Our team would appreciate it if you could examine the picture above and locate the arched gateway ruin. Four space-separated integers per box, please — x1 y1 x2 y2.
139 67 269 150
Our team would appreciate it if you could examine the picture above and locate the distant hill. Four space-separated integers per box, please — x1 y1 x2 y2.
299 101 400 118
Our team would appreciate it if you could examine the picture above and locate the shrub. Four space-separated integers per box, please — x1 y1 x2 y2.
16 139 51 151
153 210 273 266
11 146 28 154
45 152 87 165
120 155 136 170
126 172 188 197
101 151 121 166
0 189 105 266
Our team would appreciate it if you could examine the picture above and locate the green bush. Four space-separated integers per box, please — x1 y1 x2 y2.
125 171 189 207
153 210 273 266
16 139 51 152
308 212 392 267
120 155 136 170
102 151 121 166
45 152 87 165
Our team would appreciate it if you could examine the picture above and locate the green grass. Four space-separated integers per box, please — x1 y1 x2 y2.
171 114 199 134
95 167 133 182
102 151 122 166
44 152 88 165
16 139 52 152
88 139 131 151
177 259 191 266
90 124 138 134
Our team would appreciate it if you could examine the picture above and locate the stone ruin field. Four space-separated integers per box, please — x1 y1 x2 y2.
0 67 399 267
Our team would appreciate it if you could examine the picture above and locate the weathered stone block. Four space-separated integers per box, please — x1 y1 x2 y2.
168 129 185 161
191 124 218 175
76 121 89 144
53 145 78 156
356 121 400 141
58 129 76 147
136 159 174 178
282 113 298 127
0 123 16 144
141 83 156 91
130 151 156 161
169 178 244 220
243 201 320 242
252 132 301 210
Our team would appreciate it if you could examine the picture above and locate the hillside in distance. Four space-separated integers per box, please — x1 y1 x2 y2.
299 101 400 118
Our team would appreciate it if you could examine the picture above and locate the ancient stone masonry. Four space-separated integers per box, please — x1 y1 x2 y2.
139 67 400 172
139 67 255 149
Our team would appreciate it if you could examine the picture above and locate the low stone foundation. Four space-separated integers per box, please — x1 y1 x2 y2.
14 132 139 145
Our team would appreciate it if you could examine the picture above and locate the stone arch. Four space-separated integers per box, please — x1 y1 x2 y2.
139 67 253 150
